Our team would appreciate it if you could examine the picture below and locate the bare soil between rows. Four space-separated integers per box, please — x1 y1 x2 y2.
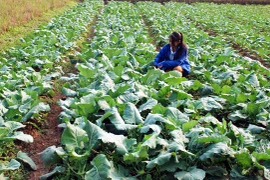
17 92 65 179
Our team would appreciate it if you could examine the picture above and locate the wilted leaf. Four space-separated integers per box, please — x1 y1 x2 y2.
17 151 37 170
40 166 65 180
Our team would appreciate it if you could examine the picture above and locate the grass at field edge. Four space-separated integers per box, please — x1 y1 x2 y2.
0 1 77 55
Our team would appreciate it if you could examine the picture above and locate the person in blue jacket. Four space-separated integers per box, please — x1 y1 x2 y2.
153 32 190 76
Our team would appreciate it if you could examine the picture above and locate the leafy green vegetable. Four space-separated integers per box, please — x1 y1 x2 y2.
174 167 206 180
17 151 37 170
37 1 270 179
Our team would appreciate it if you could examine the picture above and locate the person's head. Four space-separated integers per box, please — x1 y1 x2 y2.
169 32 184 49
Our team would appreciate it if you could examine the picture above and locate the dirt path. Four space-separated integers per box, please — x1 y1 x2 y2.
17 91 65 179
17 59 78 179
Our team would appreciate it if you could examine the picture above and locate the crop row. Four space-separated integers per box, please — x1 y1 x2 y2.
138 1 269 178
190 3 269 32
128 0 270 5
138 1 269 130
0 0 103 178
1 0 269 179
178 3 270 65
39 1 162 179
41 1 270 180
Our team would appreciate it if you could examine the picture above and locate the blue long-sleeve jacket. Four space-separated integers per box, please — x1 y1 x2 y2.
153 44 190 76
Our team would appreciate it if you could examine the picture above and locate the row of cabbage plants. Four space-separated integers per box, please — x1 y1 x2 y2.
40 1 270 180
177 3 270 64
137 1 269 179
39 1 162 179
191 3 269 33
0 0 103 178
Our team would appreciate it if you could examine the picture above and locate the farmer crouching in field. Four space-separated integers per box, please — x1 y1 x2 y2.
153 32 190 77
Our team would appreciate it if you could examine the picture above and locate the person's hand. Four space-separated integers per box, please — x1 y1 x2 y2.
157 62 164 69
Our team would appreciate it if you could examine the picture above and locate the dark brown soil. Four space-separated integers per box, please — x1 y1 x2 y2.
206 29 218 37
140 13 161 52
231 42 269 68
17 92 65 180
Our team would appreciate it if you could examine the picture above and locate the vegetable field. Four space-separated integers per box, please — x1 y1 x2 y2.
0 0 269 179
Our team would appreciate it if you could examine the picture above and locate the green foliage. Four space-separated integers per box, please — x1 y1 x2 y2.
9 0 267 179
0 1 270 180
174 167 205 180
0 0 104 177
